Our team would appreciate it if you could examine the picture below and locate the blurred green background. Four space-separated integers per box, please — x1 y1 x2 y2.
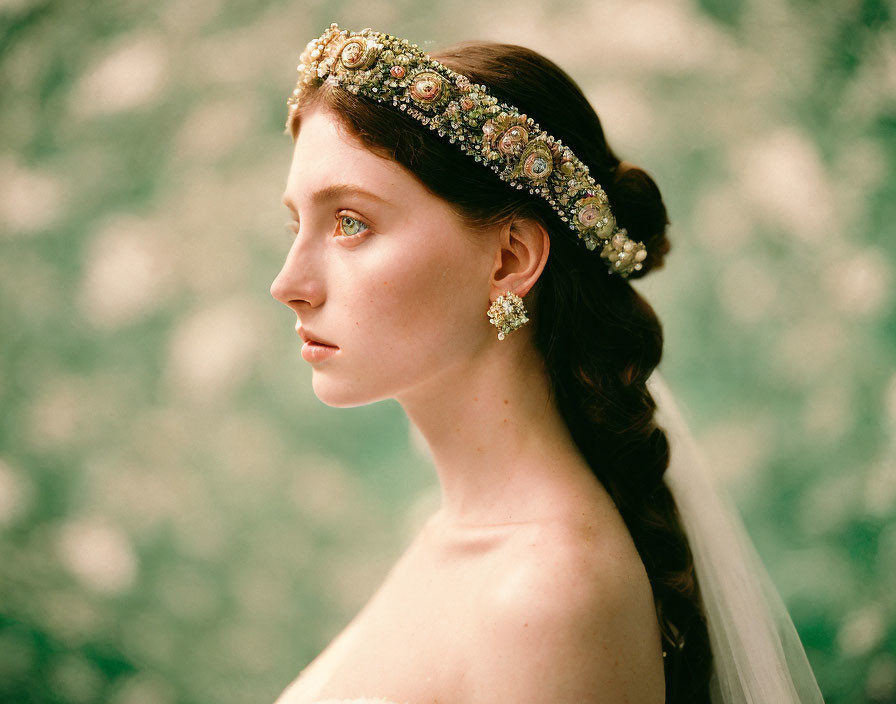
1 0 893 702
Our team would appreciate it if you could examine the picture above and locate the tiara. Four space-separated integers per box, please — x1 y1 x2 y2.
286 23 647 277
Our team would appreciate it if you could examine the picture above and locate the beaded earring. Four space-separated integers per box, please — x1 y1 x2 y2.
487 291 529 340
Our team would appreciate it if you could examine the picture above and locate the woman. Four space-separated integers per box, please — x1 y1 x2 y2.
271 24 824 704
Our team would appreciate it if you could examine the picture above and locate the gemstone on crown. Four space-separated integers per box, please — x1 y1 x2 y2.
516 140 555 185
408 71 444 106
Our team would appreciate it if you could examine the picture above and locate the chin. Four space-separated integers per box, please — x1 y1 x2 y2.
310 375 388 408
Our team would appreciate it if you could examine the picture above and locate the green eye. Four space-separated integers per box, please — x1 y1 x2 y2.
338 215 369 237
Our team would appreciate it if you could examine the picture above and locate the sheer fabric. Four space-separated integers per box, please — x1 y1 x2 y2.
648 371 825 703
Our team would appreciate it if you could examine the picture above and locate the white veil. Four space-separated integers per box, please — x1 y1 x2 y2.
647 370 825 703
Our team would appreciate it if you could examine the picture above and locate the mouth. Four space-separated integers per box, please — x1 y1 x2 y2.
306 340 338 349
300 336 340 364
296 326 339 348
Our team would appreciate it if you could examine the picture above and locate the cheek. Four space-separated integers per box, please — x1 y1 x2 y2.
348 236 486 360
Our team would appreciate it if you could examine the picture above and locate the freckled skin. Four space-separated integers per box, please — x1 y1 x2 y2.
271 106 495 408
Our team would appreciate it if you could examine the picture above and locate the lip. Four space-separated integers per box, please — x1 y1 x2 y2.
296 326 339 348
296 326 339 364
301 340 339 363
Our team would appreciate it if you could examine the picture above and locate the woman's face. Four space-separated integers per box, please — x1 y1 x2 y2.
272 106 497 407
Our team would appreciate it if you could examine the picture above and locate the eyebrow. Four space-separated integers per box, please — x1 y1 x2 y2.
281 183 391 212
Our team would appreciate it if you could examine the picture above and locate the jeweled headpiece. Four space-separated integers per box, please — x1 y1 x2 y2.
286 23 647 277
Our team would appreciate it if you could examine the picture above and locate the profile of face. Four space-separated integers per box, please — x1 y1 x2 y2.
271 106 499 408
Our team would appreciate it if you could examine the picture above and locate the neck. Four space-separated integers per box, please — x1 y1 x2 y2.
396 331 597 529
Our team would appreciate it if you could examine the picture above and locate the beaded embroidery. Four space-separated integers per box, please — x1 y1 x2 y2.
487 291 529 340
286 24 647 277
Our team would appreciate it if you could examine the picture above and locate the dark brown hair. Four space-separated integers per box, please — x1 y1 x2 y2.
288 39 712 702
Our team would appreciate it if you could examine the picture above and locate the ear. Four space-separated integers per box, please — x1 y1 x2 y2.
489 216 550 300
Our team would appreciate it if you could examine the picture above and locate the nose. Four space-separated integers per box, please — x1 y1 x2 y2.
270 236 324 308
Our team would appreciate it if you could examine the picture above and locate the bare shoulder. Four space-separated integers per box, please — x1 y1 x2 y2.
462 518 665 704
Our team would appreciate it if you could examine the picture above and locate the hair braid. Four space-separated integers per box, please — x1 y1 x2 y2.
533 228 712 701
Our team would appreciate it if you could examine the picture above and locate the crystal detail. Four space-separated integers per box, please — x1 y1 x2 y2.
487 291 529 341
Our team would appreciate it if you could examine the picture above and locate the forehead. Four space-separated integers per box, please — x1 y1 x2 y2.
285 107 414 205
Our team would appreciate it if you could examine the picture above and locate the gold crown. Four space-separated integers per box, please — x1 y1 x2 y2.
286 24 647 277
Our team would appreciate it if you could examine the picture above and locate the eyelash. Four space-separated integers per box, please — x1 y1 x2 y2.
285 212 371 240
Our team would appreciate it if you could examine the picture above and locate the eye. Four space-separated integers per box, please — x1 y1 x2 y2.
336 213 370 238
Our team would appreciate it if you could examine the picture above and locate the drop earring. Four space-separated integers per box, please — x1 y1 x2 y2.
487 291 529 340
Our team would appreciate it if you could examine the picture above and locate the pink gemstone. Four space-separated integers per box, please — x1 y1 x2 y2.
390 65 405 78
578 205 599 227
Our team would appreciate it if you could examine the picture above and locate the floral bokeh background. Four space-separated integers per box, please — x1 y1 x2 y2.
1 0 893 702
